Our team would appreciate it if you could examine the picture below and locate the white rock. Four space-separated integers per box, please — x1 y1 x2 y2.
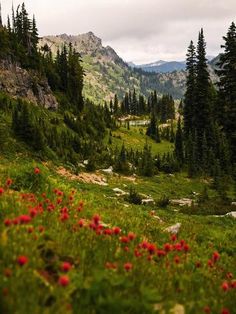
113 188 128 196
101 166 113 174
141 198 155 205
164 223 181 234
225 211 236 218
153 215 164 223
231 202 236 206
170 198 193 207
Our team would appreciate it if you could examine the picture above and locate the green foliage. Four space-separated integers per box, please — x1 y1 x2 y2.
125 187 142 205
157 195 170 208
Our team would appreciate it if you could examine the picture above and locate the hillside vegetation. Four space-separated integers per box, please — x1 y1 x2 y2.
0 4 236 314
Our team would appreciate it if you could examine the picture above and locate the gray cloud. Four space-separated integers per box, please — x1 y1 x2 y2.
2 0 236 63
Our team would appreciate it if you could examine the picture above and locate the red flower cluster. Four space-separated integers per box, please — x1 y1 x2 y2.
58 275 70 286
124 262 133 272
34 167 40 174
61 262 72 272
17 255 28 266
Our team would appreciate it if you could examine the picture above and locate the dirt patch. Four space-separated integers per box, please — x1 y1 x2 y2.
57 167 108 186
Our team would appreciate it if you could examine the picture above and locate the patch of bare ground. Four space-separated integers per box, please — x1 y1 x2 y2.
57 167 108 186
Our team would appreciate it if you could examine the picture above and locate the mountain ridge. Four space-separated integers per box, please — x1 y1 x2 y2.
39 32 216 102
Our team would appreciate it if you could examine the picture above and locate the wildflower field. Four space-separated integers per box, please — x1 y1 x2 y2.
0 160 236 314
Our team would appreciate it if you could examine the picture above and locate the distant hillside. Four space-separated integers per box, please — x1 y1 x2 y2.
132 60 186 73
131 55 216 74
40 33 187 102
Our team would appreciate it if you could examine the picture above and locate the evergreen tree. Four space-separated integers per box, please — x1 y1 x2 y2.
146 112 161 143
217 22 236 162
195 29 212 145
184 40 196 137
174 117 184 164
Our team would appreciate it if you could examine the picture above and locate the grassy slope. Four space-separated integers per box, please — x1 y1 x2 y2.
108 125 174 155
0 152 236 313
0 102 236 313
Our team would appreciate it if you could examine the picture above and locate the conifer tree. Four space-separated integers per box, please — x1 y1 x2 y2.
184 40 196 137
217 22 236 162
174 117 184 164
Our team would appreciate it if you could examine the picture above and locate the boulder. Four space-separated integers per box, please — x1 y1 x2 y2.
225 211 236 218
141 198 155 205
113 188 128 196
101 166 113 174
164 223 181 234
170 198 193 207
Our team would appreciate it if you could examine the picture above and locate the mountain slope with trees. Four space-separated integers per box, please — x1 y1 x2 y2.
40 33 187 102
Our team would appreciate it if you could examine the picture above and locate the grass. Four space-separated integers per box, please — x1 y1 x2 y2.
108 126 174 155
0 156 236 314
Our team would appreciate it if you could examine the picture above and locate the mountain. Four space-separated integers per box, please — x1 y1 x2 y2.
40 33 187 102
133 61 186 73
131 55 215 74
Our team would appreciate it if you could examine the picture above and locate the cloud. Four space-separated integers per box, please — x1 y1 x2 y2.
2 0 236 63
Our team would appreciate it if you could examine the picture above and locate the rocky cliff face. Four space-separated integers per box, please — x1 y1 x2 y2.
0 61 58 109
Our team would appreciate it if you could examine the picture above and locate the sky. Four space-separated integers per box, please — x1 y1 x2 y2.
2 0 236 64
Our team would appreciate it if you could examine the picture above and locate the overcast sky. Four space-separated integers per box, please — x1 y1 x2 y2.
2 0 236 64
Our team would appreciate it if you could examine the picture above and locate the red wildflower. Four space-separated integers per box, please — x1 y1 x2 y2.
120 236 129 244
58 275 70 286
180 239 185 246
148 243 157 255
208 259 214 268
124 262 133 271
89 222 96 230
105 262 117 270
29 208 37 218
221 282 229 291
77 219 84 227
157 250 166 257
57 190 63 197
4 219 11 227
12 218 19 225
124 246 129 252
195 261 201 268
140 241 149 249
103 229 113 236
113 226 121 235
60 213 69 221
164 243 172 252
134 249 142 258
19 215 32 224
183 244 190 252
128 232 136 241
57 198 62 205
38 226 45 233
0 187 4 195
61 262 72 272
4 268 12 278
27 226 34 233
34 167 40 174
221 309 230 314
174 243 182 251
203 306 211 313
17 255 28 266
174 255 180 264
230 280 236 288
212 251 220 262
6 178 13 187
226 272 233 279
92 214 101 225
171 234 177 242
